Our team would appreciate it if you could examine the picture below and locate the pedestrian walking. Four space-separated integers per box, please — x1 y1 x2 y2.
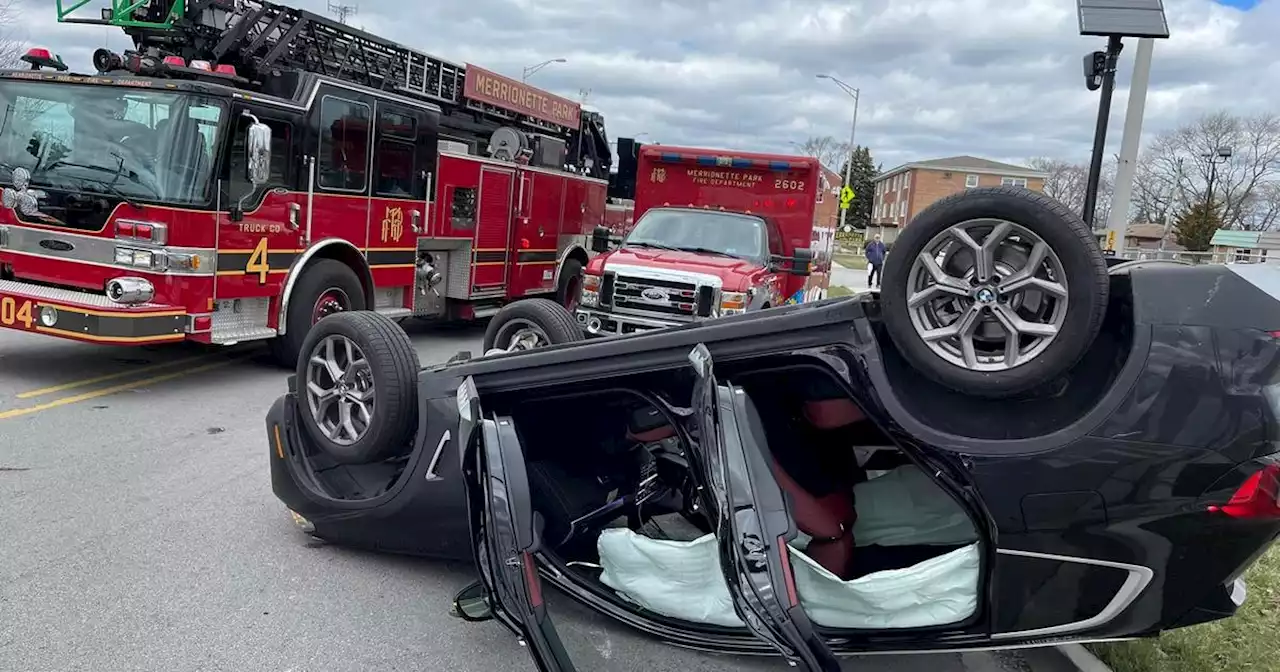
864 234 886 289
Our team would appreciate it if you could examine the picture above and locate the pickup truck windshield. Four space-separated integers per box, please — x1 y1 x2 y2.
624 209 768 261
0 80 225 205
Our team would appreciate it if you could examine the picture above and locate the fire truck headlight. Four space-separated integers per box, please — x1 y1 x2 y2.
39 306 58 327
114 246 167 270
581 289 599 307
581 274 601 307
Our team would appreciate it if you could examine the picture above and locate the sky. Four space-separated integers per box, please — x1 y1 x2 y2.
6 0 1277 170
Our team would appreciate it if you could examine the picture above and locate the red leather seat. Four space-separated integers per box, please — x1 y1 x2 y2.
768 397 865 580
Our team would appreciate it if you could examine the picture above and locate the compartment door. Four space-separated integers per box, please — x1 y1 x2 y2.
458 376 578 672
473 167 514 293
687 344 841 671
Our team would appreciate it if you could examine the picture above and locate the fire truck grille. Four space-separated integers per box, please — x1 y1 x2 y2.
612 275 700 318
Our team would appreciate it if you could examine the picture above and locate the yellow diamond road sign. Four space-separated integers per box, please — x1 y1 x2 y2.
840 186 855 209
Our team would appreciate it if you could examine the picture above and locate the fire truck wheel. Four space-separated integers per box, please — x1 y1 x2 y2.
270 259 369 367
295 311 420 465
557 258 584 311
878 186 1108 399
482 298 584 355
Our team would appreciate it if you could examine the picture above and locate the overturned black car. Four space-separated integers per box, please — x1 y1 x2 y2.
266 188 1280 671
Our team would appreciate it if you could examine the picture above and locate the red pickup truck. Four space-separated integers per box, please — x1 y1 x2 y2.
577 144 834 336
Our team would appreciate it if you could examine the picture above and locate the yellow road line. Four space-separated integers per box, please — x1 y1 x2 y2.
16 351 226 399
0 355 252 421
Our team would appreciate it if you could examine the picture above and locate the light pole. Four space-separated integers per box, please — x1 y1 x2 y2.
816 74 860 233
522 58 566 82
1203 146 1231 215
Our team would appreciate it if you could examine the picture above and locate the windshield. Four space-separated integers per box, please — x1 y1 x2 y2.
623 209 769 260
0 80 225 206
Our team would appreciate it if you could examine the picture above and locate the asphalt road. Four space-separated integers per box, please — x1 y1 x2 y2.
0 322 1069 672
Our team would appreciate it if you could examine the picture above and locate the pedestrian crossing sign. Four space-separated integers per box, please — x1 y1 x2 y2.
840 186 855 209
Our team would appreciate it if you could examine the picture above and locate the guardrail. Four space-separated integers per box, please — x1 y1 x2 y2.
1112 248 1273 265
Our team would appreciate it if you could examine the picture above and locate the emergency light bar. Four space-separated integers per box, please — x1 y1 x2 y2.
653 153 808 172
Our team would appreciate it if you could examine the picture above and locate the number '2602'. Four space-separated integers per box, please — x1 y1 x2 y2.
0 297 34 329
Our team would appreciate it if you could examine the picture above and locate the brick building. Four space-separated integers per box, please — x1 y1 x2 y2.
869 156 1047 242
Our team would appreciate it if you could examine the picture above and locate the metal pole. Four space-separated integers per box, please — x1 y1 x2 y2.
840 92 859 233
1083 36 1124 229
1103 37 1154 255
1159 157 1184 252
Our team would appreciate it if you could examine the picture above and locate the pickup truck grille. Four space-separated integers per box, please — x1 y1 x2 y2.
609 275 711 319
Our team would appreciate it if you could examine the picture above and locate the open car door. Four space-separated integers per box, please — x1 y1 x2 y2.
457 376 577 672
687 345 842 671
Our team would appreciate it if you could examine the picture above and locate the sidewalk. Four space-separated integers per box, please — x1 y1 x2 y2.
830 262 877 293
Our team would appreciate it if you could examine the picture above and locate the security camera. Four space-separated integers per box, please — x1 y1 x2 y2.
1082 51 1105 91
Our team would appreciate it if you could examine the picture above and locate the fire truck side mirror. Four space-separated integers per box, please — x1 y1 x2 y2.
245 120 273 186
591 226 612 253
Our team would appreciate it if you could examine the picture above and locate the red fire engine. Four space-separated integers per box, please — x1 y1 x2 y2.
0 0 614 364
577 144 836 336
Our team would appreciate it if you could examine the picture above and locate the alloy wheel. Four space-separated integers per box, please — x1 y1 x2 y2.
904 218 1069 371
304 334 375 446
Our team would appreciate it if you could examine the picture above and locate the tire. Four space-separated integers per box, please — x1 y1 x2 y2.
269 259 368 368
879 186 1108 398
295 311 421 465
482 298 584 354
556 258 584 311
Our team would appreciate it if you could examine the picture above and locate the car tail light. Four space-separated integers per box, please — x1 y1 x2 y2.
1209 463 1280 519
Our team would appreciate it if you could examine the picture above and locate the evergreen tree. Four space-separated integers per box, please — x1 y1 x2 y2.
1173 200 1224 252
837 145 877 230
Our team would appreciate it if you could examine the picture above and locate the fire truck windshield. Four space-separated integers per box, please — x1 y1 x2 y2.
623 208 769 261
0 80 225 206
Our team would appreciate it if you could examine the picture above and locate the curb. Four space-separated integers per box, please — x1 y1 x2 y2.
1055 644 1115 672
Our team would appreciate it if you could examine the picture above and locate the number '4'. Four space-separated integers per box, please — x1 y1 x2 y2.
247 237 271 284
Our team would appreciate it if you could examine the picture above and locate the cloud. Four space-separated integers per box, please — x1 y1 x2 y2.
9 0 1278 169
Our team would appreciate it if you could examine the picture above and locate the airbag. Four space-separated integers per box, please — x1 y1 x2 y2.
852 465 978 547
597 528 980 629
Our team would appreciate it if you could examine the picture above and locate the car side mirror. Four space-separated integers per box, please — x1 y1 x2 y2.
591 225 612 253
451 581 494 621
244 114 272 187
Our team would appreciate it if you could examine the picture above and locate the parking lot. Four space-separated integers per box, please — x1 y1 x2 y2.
0 324 1069 672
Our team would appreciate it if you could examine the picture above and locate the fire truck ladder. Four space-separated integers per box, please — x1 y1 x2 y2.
55 0 612 178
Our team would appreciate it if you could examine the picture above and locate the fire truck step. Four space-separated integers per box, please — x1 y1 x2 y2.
376 307 413 319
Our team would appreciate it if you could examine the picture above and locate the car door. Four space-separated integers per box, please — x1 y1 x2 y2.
687 344 842 672
456 375 577 672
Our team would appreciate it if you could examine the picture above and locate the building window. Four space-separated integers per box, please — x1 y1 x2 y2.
1002 177 1028 188
965 174 979 188
899 200 906 217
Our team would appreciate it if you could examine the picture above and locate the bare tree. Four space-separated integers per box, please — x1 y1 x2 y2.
0 0 26 70
1132 111 1280 230
796 135 851 173
1025 155 1115 226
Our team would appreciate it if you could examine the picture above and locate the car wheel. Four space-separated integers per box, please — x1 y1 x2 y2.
482 298 584 355
557 258 584 312
295 311 420 465
879 186 1108 398
269 259 368 368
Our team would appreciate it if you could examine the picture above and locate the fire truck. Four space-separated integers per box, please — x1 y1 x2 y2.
0 0 614 364
575 144 836 337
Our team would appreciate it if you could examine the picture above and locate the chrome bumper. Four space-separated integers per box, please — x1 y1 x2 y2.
574 307 682 336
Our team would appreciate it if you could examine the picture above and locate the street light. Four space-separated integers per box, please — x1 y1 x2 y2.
1203 146 1232 214
816 73 860 234
522 58 566 82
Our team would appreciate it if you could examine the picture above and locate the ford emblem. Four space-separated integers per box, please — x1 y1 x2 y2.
641 287 669 302
38 239 74 252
